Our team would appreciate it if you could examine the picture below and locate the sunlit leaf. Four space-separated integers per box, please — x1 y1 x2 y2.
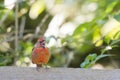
113 31 120 39
73 24 87 36
104 23 120 41
73 20 96 36
105 1 117 14
29 0 45 19
93 28 103 46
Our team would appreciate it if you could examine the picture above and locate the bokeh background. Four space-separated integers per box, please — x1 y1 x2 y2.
0 0 120 69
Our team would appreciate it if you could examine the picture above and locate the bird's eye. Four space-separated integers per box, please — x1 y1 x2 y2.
40 41 42 43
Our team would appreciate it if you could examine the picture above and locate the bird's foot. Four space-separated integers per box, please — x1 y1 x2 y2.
36 64 42 72
36 67 41 72
43 64 51 69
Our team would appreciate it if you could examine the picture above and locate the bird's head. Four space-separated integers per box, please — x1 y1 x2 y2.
37 38 45 47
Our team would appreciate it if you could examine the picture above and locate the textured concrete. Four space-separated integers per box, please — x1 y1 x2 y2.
0 67 120 80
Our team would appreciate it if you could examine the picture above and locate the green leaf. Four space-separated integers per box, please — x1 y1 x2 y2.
101 49 106 54
114 14 120 22
73 23 87 36
29 0 45 19
104 36 111 45
95 54 112 61
113 31 120 39
80 53 97 68
0 2 5 9
80 60 89 68
110 39 120 45
105 1 117 14
86 53 97 61
73 19 96 37
80 53 111 68
112 1 120 15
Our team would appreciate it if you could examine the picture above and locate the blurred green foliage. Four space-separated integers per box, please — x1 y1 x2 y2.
0 0 120 68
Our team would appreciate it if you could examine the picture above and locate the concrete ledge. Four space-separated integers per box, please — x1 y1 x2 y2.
0 67 120 80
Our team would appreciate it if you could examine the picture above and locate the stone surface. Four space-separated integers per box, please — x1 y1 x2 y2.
0 67 120 80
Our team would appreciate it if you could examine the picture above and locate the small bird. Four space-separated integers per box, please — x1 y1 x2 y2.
32 38 50 70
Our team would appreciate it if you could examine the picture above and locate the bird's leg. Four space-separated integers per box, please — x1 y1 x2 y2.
44 64 50 69
43 64 49 72
36 64 42 71
44 64 48 69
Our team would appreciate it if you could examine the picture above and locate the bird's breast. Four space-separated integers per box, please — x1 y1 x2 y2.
32 47 50 64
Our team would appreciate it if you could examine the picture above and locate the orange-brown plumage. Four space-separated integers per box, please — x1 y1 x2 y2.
32 38 50 67
32 47 50 64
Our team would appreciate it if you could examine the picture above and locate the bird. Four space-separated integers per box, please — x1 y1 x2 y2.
32 38 50 70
